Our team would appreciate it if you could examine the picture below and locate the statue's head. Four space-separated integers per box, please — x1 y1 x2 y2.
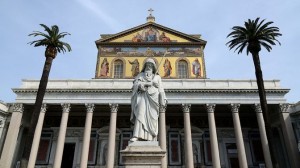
141 58 157 74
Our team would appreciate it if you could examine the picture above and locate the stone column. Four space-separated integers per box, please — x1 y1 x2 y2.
159 104 167 168
205 104 221 168
279 103 300 168
0 103 23 168
230 104 248 168
0 103 8 141
253 104 273 168
106 104 118 168
80 104 95 168
182 104 194 168
28 104 47 168
53 103 71 168
0 116 6 146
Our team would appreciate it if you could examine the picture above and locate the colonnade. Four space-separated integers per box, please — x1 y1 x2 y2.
0 103 295 168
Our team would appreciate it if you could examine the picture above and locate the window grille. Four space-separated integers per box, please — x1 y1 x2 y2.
114 60 123 78
178 60 188 78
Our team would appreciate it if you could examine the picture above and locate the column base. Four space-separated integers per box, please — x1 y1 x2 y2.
120 141 166 168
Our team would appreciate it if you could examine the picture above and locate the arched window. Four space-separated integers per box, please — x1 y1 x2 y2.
114 60 124 78
177 60 188 78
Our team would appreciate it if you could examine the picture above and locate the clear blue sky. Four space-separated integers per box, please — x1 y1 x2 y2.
0 0 299 103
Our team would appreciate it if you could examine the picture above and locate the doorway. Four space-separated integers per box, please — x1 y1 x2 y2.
61 143 76 168
226 143 239 168
228 157 239 168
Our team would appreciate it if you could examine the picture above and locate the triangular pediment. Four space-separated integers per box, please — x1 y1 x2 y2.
96 22 206 44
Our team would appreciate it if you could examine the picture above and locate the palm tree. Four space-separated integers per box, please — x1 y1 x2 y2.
23 24 71 161
226 18 281 166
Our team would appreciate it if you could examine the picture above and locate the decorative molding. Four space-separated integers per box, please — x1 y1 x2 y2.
109 104 119 113
279 103 290 113
12 103 24 113
97 126 122 140
253 104 262 113
66 129 83 137
217 129 235 138
12 88 289 94
181 104 191 113
205 104 216 113
179 126 204 136
52 128 84 139
230 104 240 113
85 103 95 113
40 104 47 113
61 103 71 113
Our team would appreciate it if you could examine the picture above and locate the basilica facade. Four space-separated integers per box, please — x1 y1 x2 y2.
0 14 299 168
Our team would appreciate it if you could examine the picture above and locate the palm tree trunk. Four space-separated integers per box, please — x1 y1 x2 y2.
22 56 54 161
252 52 277 167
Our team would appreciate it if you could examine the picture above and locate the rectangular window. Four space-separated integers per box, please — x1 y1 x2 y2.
249 131 264 165
36 132 52 165
192 140 202 166
292 121 300 148
204 131 212 165
168 132 181 165
88 132 97 165
119 132 132 165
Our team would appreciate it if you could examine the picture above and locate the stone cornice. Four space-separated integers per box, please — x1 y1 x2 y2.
12 79 289 105
12 88 289 94
13 79 287 90
96 42 205 47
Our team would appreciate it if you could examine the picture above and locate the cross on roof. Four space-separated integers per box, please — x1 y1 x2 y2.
148 8 154 15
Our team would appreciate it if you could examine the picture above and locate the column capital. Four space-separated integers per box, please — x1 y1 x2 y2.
109 104 119 113
181 104 191 113
12 103 24 113
85 103 95 113
205 104 216 113
159 104 167 113
61 103 71 113
40 104 47 113
279 103 290 113
253 104 262 113
230 104 240 113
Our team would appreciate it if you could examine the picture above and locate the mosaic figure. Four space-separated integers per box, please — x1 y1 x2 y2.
159 32 171 42
100 58 109 77
192 58 201 78
163 58 172 77
128 59 140 77
132 32 143 42
142 27 160 42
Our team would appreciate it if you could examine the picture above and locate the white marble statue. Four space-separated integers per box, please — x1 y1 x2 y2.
130 58 166 141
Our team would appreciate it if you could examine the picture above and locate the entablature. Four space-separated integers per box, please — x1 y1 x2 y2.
13 79 289 105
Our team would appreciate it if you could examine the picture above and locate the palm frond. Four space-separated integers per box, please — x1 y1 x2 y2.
40 24 52 36
226 17 281 55
28 24 71 54
260 41 272 52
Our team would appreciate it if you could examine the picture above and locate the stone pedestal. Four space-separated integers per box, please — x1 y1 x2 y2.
120 141 166 168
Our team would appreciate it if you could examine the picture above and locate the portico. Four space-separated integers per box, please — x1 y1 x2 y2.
0 79 294 168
